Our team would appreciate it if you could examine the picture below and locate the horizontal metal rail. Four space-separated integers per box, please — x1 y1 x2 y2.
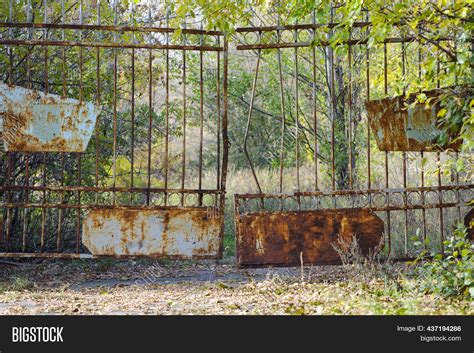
235 20 443 33
236 37 453 50
0 39 223 51
235 184 473 198
0 186 224 194
0 22 222 35
0 204 222 210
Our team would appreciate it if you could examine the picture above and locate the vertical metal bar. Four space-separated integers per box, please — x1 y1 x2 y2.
41 0 49 252
22 0 32 252
365 11 371 192
62 0 66 98
403 149 409 255
452 0 459 86
348 33 353 189
21 157 29 252
383 42 391 256
277 15 286 194
198 23 204 205
452 7 462 218
76 155 82 253
402 41 409 257
243 46 263 194
312 10 318 191
164 10 170 205
57 0 66 251
436 43 445 254
455 152 461 218
452 0 462 222
95 0 101 205
76 0 84 253
78 2 83 102
57 153 64 252
43 0 49 93
41 153 46 252
421 150 427 244
8 0 13 84
437 152 445 253
26 0 32 89
5 0 13 251
130 2 135 205
216 36 221 192
5 153 12 251
329 9 336 191
219 34 229 259
294 25 300 194
112 1 118 205
181 23 187 204
418 32 427 247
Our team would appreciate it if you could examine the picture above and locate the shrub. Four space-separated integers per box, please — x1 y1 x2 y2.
413 223 473 299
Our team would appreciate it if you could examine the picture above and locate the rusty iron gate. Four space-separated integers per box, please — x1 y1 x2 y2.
233 12 473 266
0 1 228 259
0 2 472 265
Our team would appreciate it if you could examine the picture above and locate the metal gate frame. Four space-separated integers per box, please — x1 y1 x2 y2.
0 1 229 259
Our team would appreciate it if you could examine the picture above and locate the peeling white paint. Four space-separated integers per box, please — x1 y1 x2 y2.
0 82 99 152
82 208 221 258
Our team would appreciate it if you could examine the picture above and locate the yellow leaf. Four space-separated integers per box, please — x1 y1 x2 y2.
437 108 447 117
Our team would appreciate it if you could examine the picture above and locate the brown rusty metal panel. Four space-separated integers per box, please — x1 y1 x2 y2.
0 82 99 152
82 208 222 258
366 92 460 152
236 209 384 267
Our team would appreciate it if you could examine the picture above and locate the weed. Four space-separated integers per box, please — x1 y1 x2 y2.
9 276 34 291
332 234 404 292
97 258 114 272
412 223 473 299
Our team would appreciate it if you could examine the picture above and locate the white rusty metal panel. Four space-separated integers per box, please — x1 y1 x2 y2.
82 208 222 258
0 82 100 152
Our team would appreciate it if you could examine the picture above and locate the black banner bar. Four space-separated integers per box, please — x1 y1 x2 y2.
0 315 472 353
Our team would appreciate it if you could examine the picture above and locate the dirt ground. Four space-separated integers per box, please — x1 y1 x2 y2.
0 258 472 315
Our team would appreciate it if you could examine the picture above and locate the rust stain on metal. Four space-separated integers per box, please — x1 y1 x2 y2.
236 209 384 267
82 208 222 258
366 91 460 152
0 82 99 152
465 209 474 241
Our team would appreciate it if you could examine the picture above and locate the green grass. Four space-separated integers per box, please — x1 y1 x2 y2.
223 232 236 258
0 275 34 293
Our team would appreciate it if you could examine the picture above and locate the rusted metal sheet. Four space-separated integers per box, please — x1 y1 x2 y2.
0 82 99 152
82 208 222 258
236 209 384 267
366 92 460 152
